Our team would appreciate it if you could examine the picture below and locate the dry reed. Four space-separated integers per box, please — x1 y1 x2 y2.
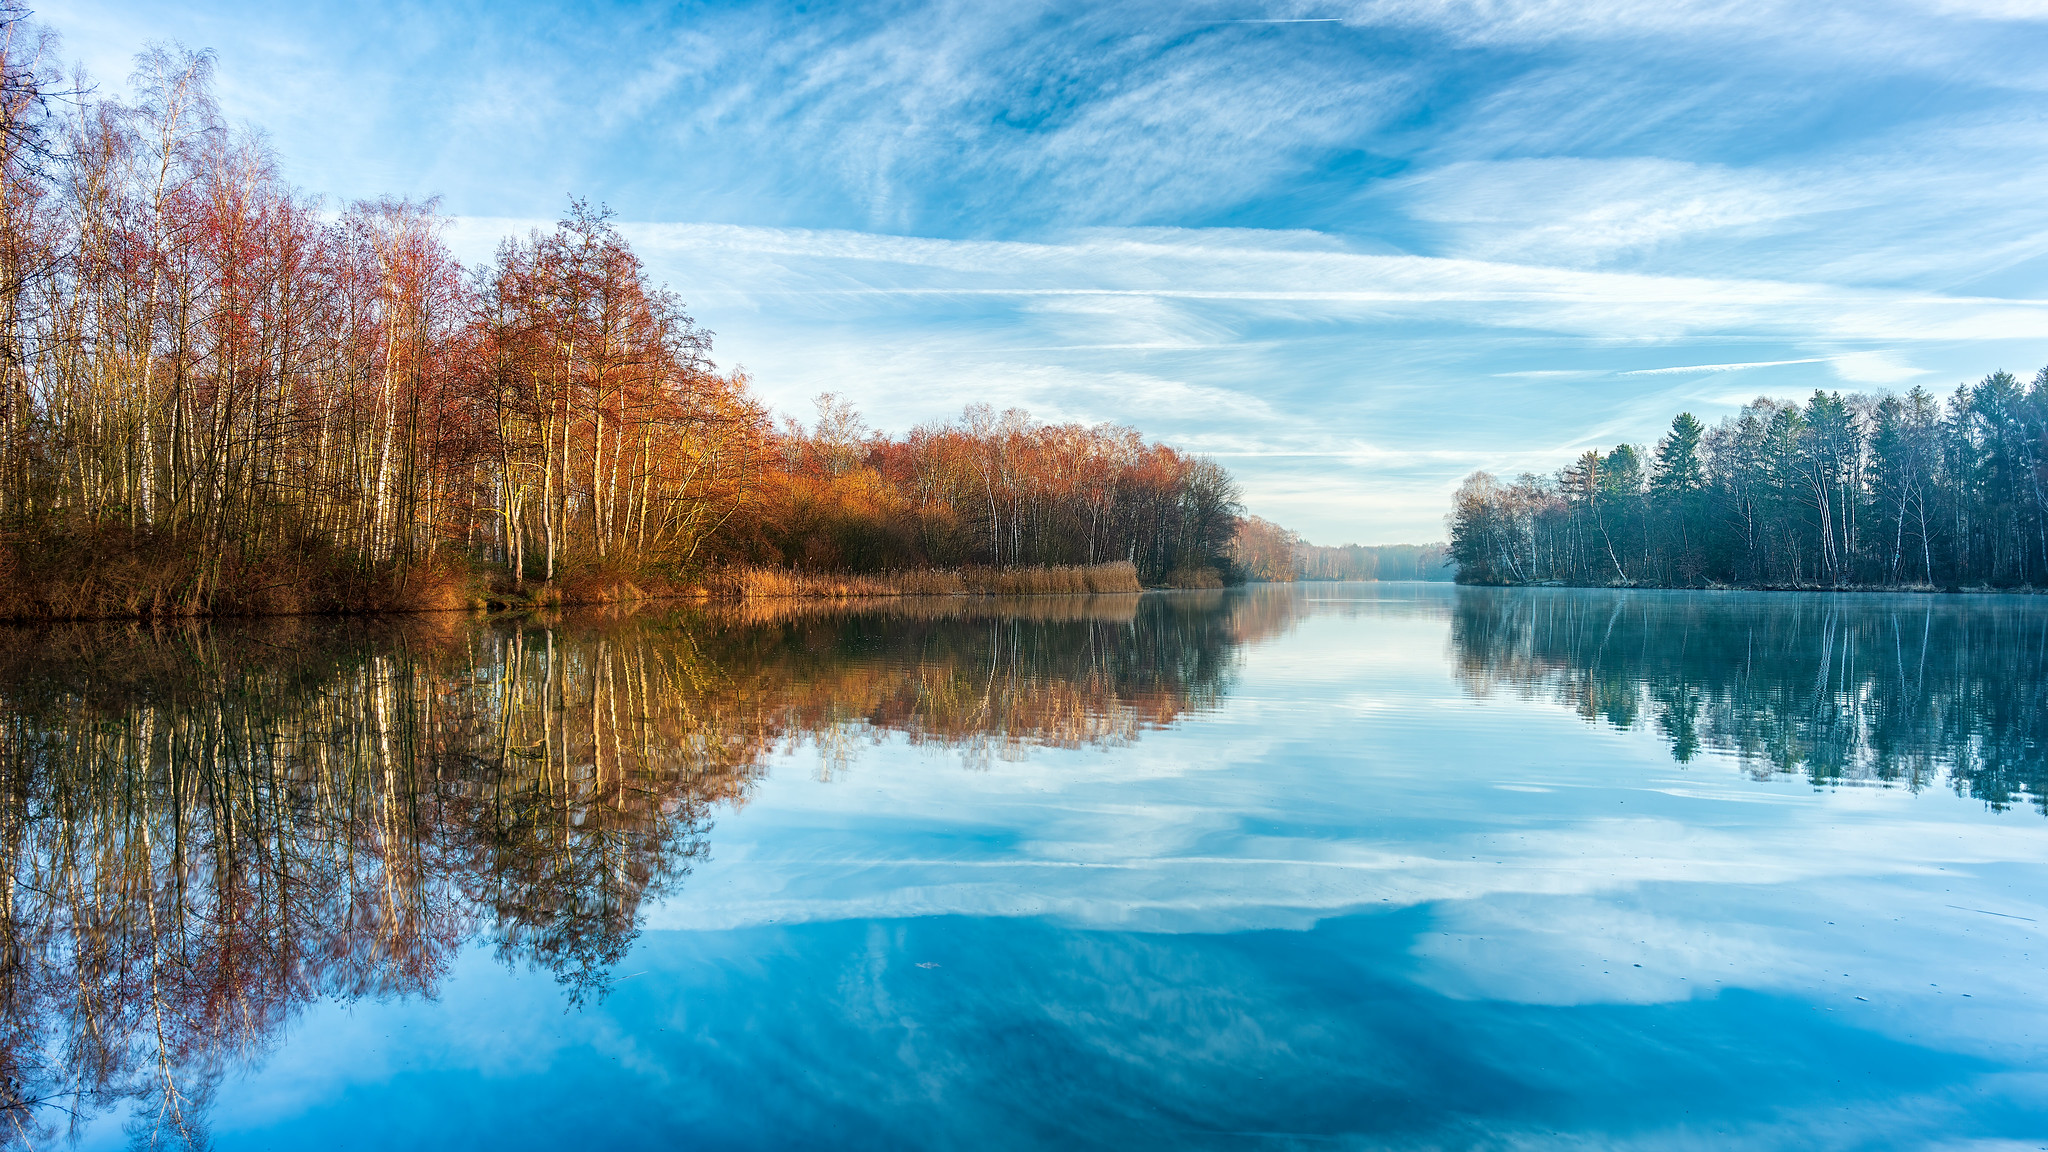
727 560 1142 600
718 592 1142 627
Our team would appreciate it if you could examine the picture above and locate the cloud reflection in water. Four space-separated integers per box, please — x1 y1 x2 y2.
5 585 2045 1149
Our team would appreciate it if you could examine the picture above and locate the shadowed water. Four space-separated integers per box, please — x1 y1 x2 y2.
3 585 2044 1149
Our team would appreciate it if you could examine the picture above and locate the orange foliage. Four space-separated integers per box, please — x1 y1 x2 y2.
0 28 1263 616
728 395 1241 585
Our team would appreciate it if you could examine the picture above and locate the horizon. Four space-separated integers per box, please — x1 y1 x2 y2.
35 0 2048 544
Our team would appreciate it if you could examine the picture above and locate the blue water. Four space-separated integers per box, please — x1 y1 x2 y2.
13 585 2048 1150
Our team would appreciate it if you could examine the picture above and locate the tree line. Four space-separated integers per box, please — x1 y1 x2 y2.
1448 372 2048 588
1297 541 1452 582
0 11 1249 616
1222 517 1451 583
737 393 1241 586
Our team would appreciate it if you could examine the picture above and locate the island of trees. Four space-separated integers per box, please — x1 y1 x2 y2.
1447 375 2048 589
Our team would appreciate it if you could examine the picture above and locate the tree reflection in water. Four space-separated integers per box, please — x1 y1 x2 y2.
1450 588 2048 810
0 592 1287 1148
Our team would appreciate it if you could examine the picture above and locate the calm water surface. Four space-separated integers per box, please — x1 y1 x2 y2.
6 584 2046 1150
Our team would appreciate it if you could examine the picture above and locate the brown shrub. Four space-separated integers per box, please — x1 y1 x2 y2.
1162 565 1225 590
393 561 484 613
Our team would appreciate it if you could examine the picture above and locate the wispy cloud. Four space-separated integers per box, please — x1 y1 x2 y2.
564 217 2048 540
1830 350 1933 384
613 222 2048 340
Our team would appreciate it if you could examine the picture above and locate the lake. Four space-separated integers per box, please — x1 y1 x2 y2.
5 584 2045 1150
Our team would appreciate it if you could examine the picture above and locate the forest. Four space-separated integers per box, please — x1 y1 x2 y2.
0 13 1250 618
1447 374 2048 589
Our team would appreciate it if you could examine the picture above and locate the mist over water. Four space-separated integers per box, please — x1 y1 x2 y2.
3 586 2045 1149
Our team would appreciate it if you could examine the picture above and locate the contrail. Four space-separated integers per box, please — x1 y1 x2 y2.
1619 357 1835 376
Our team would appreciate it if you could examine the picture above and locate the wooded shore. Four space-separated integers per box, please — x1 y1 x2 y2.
1449 379 2048 589
0 30 1267 621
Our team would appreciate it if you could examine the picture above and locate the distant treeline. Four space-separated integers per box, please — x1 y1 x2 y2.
753 397 1240 588
0 17 1246 616
1448 372 2048 588
1223 517 1450 583
1298 542 1452 582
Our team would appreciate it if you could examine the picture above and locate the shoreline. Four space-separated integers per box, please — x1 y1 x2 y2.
1459 581 2046 595
0 560 1165 624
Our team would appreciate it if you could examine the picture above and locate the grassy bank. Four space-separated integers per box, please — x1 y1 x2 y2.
0 529 484 621
0 528 717 621
0 533 1151 621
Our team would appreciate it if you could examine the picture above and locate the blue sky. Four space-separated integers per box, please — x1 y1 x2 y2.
39 0 2048 542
